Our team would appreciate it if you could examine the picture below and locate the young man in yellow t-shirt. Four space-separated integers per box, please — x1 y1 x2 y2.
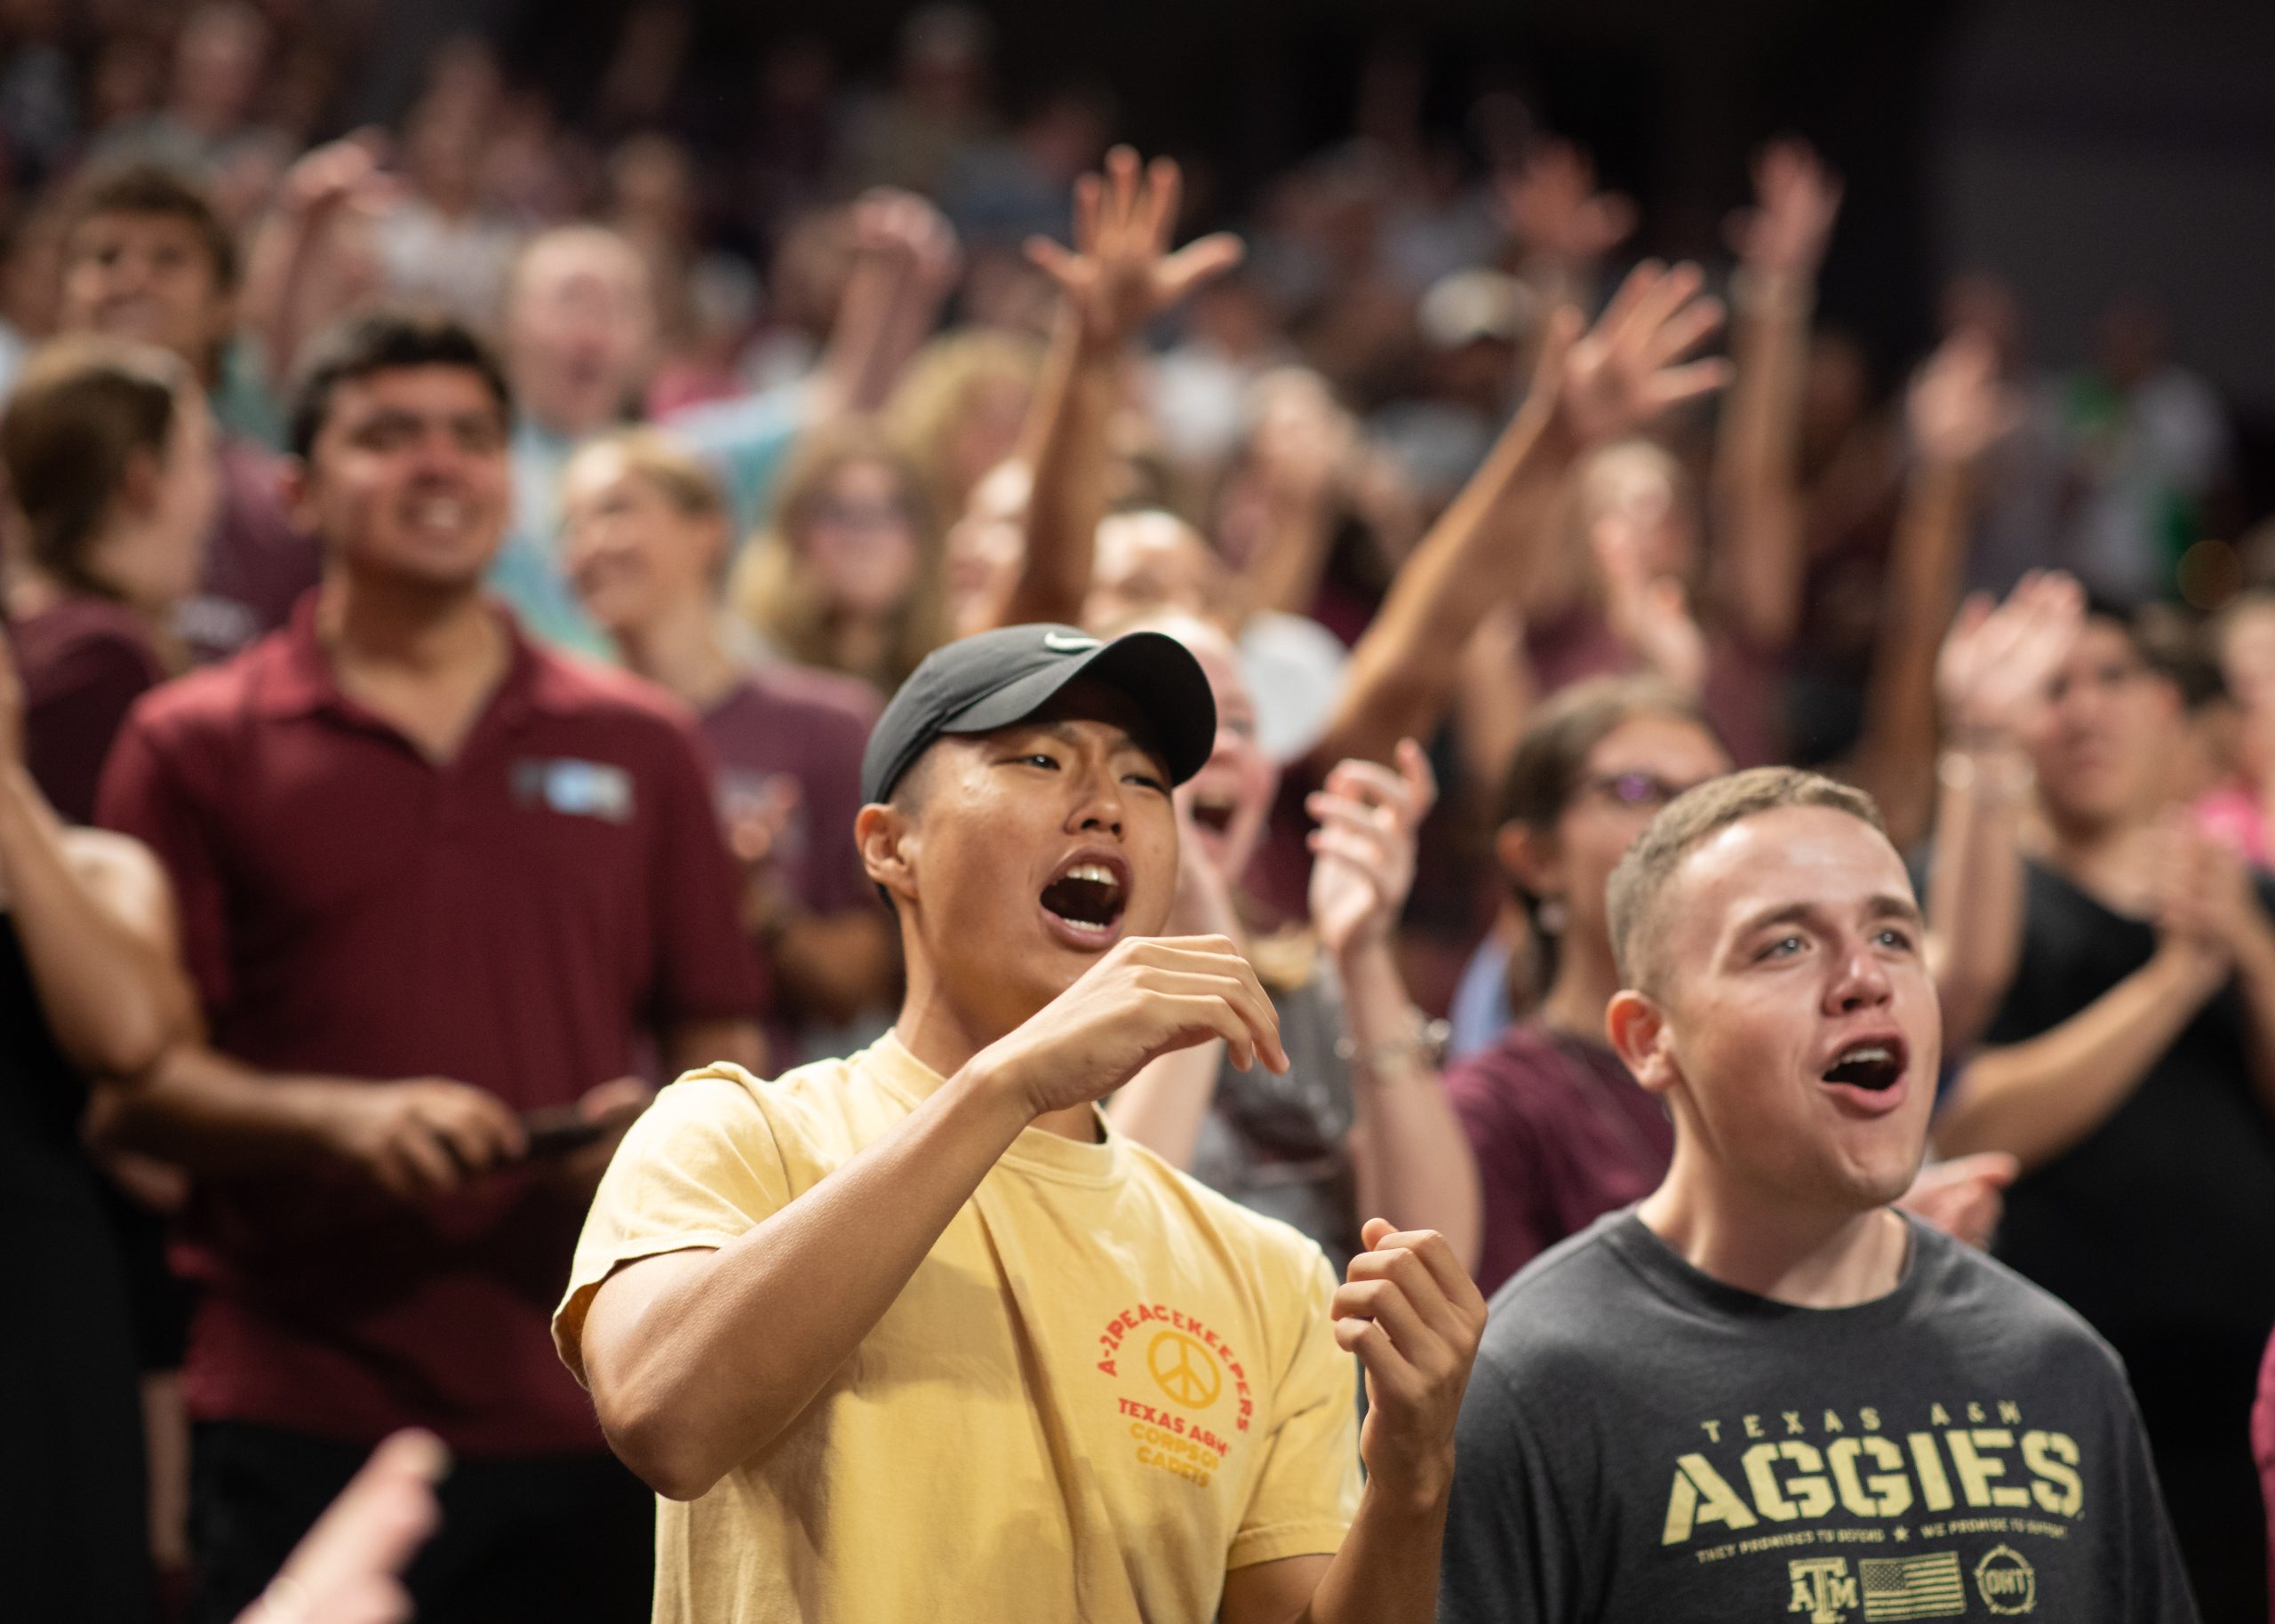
555 623 1489 1623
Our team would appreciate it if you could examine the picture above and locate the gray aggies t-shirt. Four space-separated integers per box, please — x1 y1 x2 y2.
1440 1211 2196 1623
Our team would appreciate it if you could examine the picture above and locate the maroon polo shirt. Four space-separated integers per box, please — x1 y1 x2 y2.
12 594 166 824
96 594 764 1454
1441 1020 1675 1296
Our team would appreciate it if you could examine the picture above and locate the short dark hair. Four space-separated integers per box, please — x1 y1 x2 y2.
1606 767 1887 993
289 310 514 459
65 162 239 292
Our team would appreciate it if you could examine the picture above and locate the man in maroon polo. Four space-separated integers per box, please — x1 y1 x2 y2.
96 311 765 1624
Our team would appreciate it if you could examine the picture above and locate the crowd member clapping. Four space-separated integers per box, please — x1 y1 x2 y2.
1928 595 2275 1614
1106 610 1480 1272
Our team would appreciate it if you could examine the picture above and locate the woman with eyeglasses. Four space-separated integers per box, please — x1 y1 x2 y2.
730 418 949 694
1442 677 1729 1293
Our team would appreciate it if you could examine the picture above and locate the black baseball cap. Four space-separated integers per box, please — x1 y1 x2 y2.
860 624 1217 805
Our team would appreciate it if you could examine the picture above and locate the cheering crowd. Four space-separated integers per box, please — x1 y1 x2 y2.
4 5 2273 1622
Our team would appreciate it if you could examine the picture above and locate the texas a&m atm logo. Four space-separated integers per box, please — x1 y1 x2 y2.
1787 1557 1857 1622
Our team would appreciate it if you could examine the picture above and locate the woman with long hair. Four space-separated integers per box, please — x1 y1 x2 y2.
728 418 948 693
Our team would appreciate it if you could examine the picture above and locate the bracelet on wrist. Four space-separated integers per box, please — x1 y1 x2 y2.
1936 745 2033 800
1334 1011 1450 1074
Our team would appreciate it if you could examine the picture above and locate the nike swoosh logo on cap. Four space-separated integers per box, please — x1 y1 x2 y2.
1042 632 1102 652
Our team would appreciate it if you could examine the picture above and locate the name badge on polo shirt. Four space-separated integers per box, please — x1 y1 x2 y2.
512 758 635 824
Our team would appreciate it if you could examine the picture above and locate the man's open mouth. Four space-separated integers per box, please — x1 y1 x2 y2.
1188 790 1236 835
1821 1039 1906 1093
1040 857 1128 935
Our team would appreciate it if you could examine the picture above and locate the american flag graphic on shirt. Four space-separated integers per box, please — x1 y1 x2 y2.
1859 1552 1968 1620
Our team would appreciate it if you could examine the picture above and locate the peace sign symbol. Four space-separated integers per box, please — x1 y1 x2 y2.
1146 1330 1222 1408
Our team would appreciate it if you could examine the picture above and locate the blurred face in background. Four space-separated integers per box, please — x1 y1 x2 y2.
1135 611 1276 884
291 364 512 591
796 456 923 620
60 210 232 377
1576 441 1696 586
1503 712 1730 973
2030 617 2183 833
942 458 1029 629
1084 510 1229 630
2219 598 2275 782
942 370 1032 510
505 230 656 439
562 443 722 639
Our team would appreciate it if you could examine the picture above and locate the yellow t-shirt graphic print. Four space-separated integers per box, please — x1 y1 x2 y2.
554 1036 1361 1623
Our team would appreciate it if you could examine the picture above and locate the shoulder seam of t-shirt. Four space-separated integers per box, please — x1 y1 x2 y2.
1484 1219 1622 1319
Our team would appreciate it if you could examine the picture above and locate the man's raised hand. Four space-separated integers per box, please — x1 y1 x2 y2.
1333 1219 1489 1508
1936 569 2084 744
1494 137 1635 275
1026 147 1244 357
1725 138 1842 283
1545 259 1732 449
1306 740 1436 958
974 935 1288 1120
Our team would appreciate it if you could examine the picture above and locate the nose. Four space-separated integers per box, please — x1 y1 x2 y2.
1824 935 1894 1015
1066 759 1127 840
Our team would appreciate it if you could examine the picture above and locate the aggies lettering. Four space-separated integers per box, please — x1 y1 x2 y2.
1663 1398 2084 1546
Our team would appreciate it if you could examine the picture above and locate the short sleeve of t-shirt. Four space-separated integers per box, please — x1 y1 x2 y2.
1226 1249 1361 1570
554 1071 793 1383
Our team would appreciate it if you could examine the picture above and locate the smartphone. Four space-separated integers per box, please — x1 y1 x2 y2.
521 1106 609 1158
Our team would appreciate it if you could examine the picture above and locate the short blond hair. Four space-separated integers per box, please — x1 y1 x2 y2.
1606 766 1886 992
566 428 726 523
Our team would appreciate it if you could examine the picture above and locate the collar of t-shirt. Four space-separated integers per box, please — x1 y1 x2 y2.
863 1032 1128 1188
1601 1208 1939 1339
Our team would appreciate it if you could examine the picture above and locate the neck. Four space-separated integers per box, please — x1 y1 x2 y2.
1537 935 1624 1046
611 594 741 710
315 569 497 673
891 943 1097 1142
1638 1148 1910 1309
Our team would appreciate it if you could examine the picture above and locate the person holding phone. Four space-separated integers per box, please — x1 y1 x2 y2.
94 311 764 1624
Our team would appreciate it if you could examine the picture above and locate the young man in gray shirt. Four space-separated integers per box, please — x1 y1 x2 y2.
1440 768 2196 1623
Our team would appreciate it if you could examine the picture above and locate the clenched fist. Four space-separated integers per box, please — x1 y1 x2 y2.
1334 1219 1489 1509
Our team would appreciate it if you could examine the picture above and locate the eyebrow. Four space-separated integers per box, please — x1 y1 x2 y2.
1731 892 1923 939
